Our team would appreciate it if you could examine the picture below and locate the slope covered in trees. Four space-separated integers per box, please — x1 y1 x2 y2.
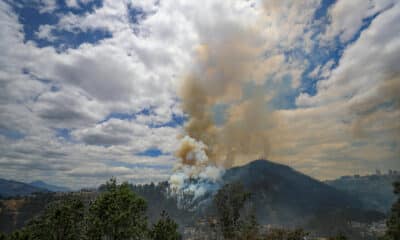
0 179 48 198
0 178 181 240
325 173 399 212
223 160 382 225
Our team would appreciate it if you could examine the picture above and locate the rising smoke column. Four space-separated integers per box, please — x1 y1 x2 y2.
178 30 284 167
169 135 224 209
169 2 286 206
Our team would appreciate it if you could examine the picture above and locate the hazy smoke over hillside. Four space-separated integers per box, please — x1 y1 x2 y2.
177 26 282 168
169 136 224 209
350 74 400 139
169 4 285 205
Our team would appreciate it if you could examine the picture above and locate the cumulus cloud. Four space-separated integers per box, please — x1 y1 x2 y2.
0 0 186 188
290 2 400 178
297 3 400 107
321 0 395 44
0 0 399 189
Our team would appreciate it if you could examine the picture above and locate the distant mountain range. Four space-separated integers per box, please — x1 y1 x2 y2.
0 179 69 198
325 173 399 212
0 179 47 198
30 180 70 192
0 159 393 236
135 159 387 231
222 160 379 226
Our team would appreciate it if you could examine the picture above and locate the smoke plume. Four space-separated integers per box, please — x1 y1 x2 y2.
169 136 224 209
169 5 285 206
177 30 282 167
350 74 400 140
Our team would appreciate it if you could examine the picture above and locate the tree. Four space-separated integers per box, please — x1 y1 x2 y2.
328 232 347 240
286 228 309 240
238 213 259 240
213 182 252 239
25 196 85 240
382 181 400 240
0 232 6 240
7 229 31 240
263 228 286 240
86 178 148 240
263 228 308 240
150 211 181 240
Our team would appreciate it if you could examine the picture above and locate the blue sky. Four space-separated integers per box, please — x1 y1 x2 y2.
9 0 108 48
0 0 399 189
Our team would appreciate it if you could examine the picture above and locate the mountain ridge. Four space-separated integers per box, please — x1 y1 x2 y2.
0 159 387 235
30 180 70 192
0 178 48 198
222 159 380 225
325 173 399 212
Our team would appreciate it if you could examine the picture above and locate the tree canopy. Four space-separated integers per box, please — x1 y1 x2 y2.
381 181 400 240
3 178 181 240
214 182 252 239
150 211 181 240
86 178 148 240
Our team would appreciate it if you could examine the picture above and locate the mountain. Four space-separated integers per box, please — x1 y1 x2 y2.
222 160 384 227
30 180 70 192
139 159 386 229
325 173 399 212
0 160 387 236
131 182 194 228
0 192 66 233
0 179 48 198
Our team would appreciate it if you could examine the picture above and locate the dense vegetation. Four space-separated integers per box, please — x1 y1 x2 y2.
380 181 400 240
222 160 370 226
207 180 399 240
131 182 193 226
0 178 398 239
0 178 180 240
325 173 398 212
0 179 47 198
190 182 356 240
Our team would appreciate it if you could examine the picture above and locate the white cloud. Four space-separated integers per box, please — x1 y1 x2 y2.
289 2 400 178
36 24 56 41
321 0 395 43
65 0 79 9
0 0 187 187
33 86 106 128
38 0 58 13
0 0 398 188
72 118 180 152
297 3 400 107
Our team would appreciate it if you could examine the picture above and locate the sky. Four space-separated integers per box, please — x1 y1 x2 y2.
0 0 399 189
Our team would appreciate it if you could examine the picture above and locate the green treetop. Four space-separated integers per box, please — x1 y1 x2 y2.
86 178 148 240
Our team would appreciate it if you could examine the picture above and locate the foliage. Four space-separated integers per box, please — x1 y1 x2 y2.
325 174 399 212
262 228 286 240
214 182 252 239
131 181 192 226
262 228 309 240
0 232 6 240
4 196 86 240
328 232 348 240
6 229 31 240
2 178 183 240
213 182 265 239
85 178 148 240
381 181 400 240
0 192 59 233
150 211 181 240
212 182 312 240
238 214 259 240
3 177 383 240
26 196 85 240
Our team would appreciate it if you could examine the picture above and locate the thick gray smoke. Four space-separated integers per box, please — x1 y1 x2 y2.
168 2 285 207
